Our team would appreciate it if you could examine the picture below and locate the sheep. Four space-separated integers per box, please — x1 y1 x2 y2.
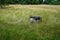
30 16 42 23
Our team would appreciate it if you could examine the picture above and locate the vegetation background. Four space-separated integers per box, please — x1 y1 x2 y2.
0 0 60 40
0 0 60 8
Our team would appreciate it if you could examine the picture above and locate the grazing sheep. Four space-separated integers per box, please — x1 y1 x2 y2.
30 16 42 23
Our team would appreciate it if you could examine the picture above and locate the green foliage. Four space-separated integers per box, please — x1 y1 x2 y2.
0 0 9 8
0 0 60 5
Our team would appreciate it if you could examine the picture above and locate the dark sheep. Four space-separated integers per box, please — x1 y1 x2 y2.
30 16 42 23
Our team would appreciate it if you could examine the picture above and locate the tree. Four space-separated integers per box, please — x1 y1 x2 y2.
43 0 51 4
57 0 60 4
0 0 9 8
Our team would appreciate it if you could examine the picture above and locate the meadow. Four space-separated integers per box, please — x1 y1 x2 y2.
0 5 60 40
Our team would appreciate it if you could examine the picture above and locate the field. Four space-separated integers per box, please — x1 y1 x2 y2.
0 5 60 40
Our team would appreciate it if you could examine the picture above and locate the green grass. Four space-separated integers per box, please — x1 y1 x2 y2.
0 5 60 40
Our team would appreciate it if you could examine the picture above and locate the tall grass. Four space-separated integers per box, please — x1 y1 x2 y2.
0 5 60 40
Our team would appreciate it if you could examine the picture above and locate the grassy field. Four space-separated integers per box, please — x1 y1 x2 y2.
0 5 60 40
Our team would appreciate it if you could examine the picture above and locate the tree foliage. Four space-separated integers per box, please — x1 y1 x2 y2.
0 0 9 8
0 0 60 8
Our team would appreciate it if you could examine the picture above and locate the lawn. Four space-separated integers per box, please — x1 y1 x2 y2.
0 5 60 40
